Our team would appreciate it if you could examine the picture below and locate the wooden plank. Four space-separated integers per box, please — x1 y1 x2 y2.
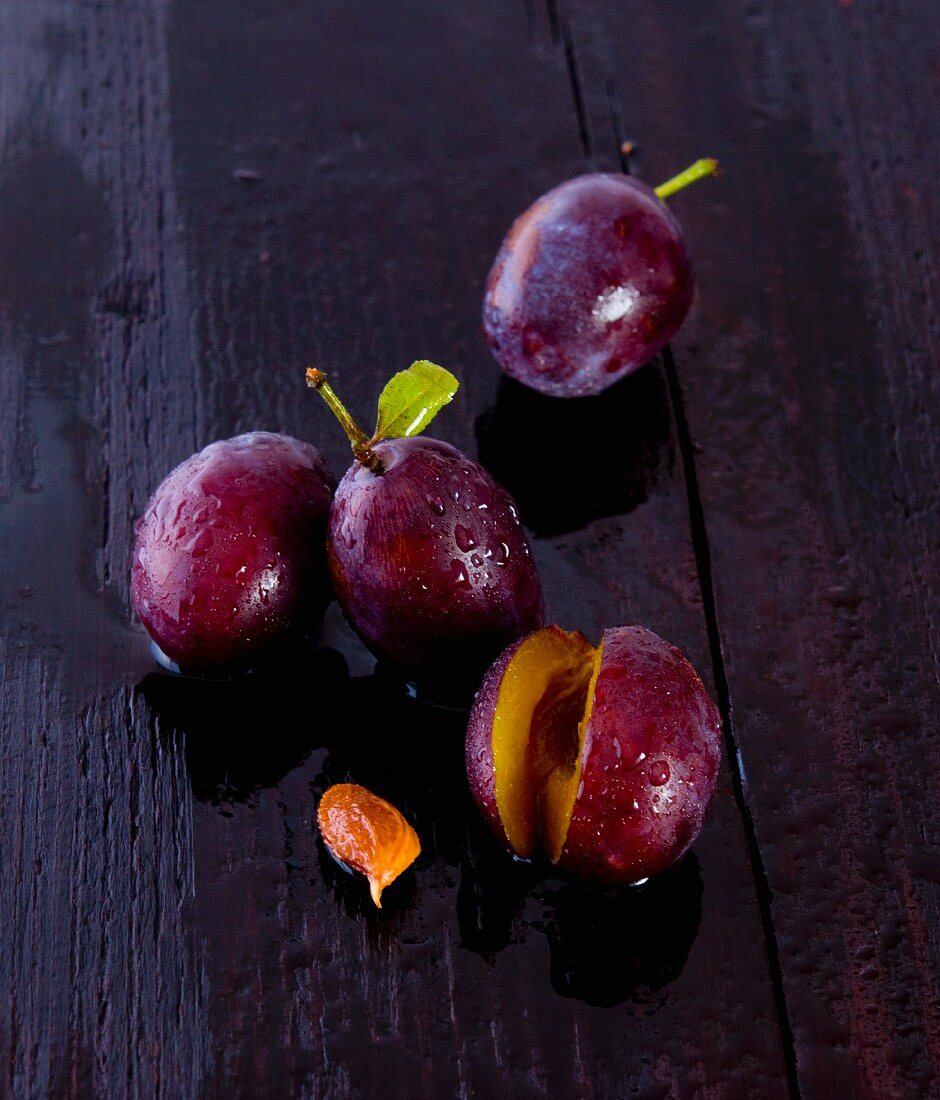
0 0 806 1094
162 2 790 1094
563 0 940 1094
0 2 210 1096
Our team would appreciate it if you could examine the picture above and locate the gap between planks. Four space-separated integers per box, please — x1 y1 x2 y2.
547 3 803 1092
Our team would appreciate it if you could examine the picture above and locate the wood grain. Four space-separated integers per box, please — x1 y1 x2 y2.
563 0 940 1094
0 0 935 1096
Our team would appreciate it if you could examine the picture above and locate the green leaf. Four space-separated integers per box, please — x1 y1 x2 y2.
373 360 459 441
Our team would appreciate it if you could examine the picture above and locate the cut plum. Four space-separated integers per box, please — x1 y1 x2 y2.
466 625 722 884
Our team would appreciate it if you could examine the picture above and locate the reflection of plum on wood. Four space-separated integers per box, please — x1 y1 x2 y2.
536 854 704 1008
476 371 671 538
139 646 347 804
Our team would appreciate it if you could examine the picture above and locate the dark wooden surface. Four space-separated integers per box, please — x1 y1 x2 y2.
0 1 937 1096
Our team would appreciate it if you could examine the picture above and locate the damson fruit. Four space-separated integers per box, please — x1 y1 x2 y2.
483 159 718 398
306 362 544 687
131 432 336 671
330 437 543 680
466 625 721 884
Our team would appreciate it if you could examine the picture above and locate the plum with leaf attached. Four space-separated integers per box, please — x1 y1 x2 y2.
306 361 543 688
484 159 719 397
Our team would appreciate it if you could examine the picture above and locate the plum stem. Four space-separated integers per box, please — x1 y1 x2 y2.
305 368 385 473
654 158 720 200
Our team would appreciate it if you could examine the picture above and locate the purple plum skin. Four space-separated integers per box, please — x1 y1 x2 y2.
559 627 721 884
131 432 336 670
483 174 693 398
465 635 525 849
328 437 544 683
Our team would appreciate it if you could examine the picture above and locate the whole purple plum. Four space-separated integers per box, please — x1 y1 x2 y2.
330 437 543 682
306 362 544 689
131 432 335 671
483 161 718 398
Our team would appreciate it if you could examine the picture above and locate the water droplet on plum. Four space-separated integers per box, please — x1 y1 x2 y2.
447 559 472 593
454 525 477 552
489 541 510 566
649 760 671 786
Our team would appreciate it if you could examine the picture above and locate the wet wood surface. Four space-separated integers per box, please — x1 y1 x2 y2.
0 1 936 1096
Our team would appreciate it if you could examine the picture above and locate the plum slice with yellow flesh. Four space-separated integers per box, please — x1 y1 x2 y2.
466 626 595 857
539 639 604 863
466 625 721 884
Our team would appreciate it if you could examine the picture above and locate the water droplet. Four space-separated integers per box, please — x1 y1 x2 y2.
447 559 472 593
470 553 483 568
454 525 477 552
613 738 622 761
488 541 510 566
427 496 445 516
19 586 33 598
649 761 670 786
